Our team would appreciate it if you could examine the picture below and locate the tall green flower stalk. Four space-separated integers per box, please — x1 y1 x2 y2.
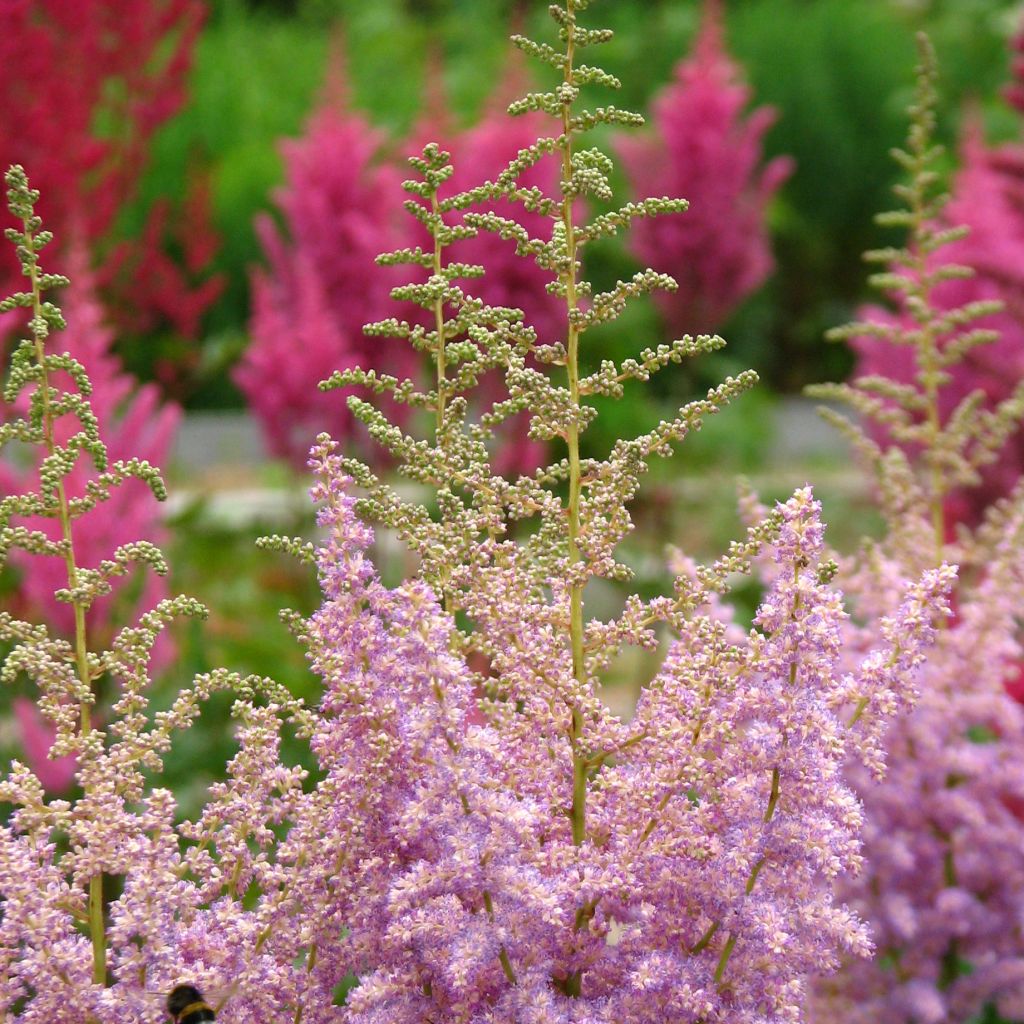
809 36 1024 562
1 167 171 983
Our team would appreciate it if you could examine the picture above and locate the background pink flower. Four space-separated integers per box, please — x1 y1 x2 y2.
616 0 792 335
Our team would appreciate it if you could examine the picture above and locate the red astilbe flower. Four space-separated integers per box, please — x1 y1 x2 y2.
0 247 179 791
0 0 216 348
616 0 792 335
237 80 414 468
101 171 225 395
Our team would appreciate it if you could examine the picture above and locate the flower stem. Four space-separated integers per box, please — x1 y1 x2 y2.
560 0 587 851
23 213 106 985
431 192 447 438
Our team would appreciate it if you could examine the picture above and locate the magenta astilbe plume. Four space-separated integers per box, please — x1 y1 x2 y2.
616 0 792 334
237 87 415 467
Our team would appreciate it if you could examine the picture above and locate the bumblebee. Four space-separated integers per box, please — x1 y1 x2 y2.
166 985 216 1023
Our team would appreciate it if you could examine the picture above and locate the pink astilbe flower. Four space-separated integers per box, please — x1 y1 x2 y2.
237 80 415 467
295 440 950 1024
811 500 1024 1024
1 247 178 791
0 700 324 1024
616 0 792 334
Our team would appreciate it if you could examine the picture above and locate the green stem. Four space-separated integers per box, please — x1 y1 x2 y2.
558 3 588 999
560 0 586 850
907 147 945 558
292 943 317 1024
431 192 447 439
24 216 105 985
429 190 456 614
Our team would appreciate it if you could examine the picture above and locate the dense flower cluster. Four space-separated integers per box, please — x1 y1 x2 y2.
813 503 1024 1024
293 442 951 1024
616 0 791 334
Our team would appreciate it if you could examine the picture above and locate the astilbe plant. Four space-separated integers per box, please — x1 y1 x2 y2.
0 243 180 791
615 0 792 335
0 0 220 352
287 4 952 1020
850 103 1024 528
237 80 415 467
0 168 315 1023
806 37 1024 1024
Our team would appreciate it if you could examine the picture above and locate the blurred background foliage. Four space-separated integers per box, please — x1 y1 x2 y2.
127 0 1024 407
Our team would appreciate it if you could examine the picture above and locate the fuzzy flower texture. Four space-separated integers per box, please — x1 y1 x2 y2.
292 443 952 1024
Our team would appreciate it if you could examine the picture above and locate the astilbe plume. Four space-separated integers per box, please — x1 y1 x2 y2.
615 0 792 335
0 0 219 348
237 80 415 467
409 60 570 475
0 168 316 1022
0 244 179 791
292 4 951 1020
850 107 1024 528
807 37 1024 1024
